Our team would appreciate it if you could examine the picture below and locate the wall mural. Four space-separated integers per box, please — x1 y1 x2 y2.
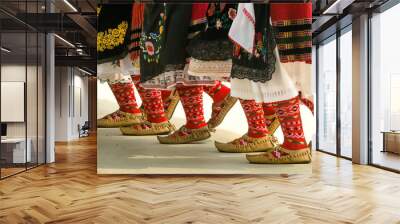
97 2 315 174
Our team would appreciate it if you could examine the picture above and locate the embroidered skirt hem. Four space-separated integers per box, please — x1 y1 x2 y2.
140 64 221 90
187 58 232 80
97 55 139 84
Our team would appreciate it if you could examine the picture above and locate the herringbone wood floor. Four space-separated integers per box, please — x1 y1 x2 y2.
1 135 400 224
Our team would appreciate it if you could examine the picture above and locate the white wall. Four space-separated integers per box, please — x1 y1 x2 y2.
1 63 46 163
72 73 89 138
55 67 89 141
1 65 30 138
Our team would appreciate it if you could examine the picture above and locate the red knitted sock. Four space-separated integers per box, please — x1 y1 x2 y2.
109 82 141 114
300 97 314 115
140 89 168 123
132 75 173 112
203 81 230 104
161 90 173 111
177 85 207 129
131 75 146 103
132 77 167 123
274 97 307 150
240 99 268 138
161 90 172 101
262 103 277 128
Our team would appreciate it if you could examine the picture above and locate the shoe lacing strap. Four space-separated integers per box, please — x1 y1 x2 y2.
208 127 216 133
269 135 278 146
138 121 152 129
108 111 123 120
174 126 191 136
231 135 249 145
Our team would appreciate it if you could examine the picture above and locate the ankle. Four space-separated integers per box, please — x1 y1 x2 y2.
248 130 268 138
212 85 230 104
120 107 141 114
185 122 207 130
282 140 307 150
147 116 168 124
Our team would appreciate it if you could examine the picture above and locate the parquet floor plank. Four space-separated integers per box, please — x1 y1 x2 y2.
0 135 399 223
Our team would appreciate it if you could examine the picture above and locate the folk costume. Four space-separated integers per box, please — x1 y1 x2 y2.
97 5 144 128
116 3 176 135
218 3 313 164
97 4 177 134
215 4 280 154
246 2 313 164
133 4 235 144
186 3 238 130
153 3 239 144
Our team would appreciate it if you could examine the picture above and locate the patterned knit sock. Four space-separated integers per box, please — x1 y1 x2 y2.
132 75 173 112
240 99 268 138
274 97 307 150
203 81 230 104
109 82 141 114
262 103 277 128
131 75 145 99
161 89 173 110
137 87 168 123
161 90 172 101
177 85 207 129
300 97 314 115
131 75 167 123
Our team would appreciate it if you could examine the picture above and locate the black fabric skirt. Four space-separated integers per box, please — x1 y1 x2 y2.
97 4 132 64
140 4 192 83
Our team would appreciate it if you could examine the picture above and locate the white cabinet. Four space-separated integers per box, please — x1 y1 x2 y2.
1 138 32 163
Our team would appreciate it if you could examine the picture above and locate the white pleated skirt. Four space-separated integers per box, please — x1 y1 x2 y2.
97 55 139 84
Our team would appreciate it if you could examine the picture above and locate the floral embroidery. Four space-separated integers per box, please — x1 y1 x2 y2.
97 6 102 16
145 41 155 56
207 4 236 31
97 21 128 52
253 32 268 58
140 12 165 63
216 19 222 29
228 8 237 20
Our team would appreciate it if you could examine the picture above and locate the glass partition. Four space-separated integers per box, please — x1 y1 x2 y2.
370 3 400 171
317 35 337 155
339 27 353 158
0 21 28 178
0 0 46 179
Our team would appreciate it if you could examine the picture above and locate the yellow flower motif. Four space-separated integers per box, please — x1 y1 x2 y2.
97 21 128 52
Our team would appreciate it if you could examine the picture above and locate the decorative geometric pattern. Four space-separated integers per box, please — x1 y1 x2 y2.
274 97 307 150
109 82 141 114
177 85 207 129
262 102 277 127
240 99 268 138
136 83 167 124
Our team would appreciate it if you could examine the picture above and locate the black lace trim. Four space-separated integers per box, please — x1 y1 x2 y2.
231 44 276 83
187 38 233 61
231 58 275 83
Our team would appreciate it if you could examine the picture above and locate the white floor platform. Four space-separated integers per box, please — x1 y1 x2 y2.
97 128 311 175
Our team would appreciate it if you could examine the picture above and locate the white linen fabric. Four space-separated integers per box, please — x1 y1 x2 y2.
97 55 138 84
228 3 255 54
